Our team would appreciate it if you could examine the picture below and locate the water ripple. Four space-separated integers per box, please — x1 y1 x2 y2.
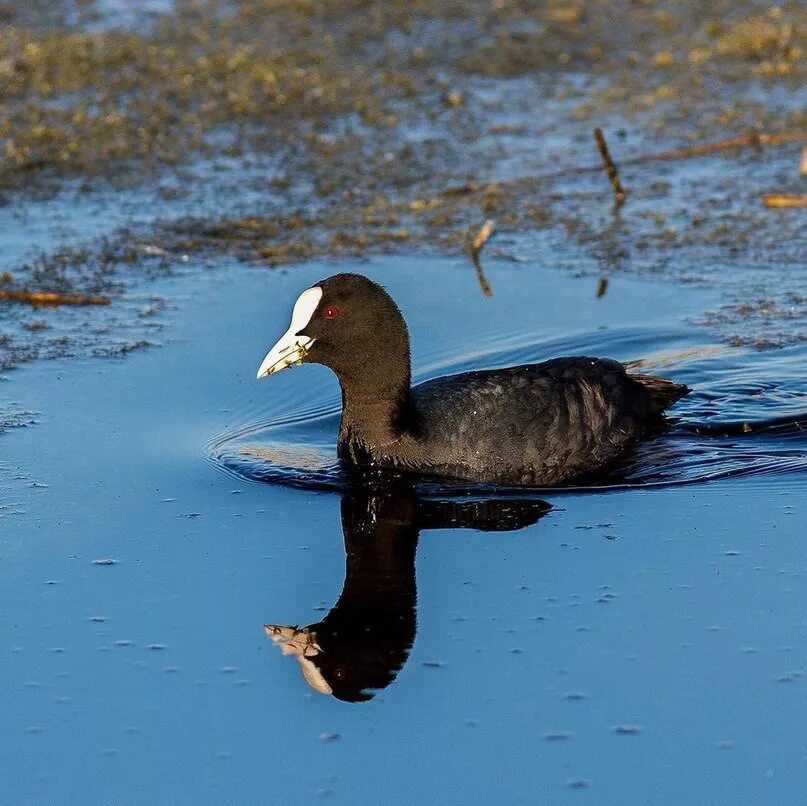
208 332 806 496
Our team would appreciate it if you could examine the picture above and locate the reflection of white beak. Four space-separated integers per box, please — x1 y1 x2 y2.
264 624 333 696
256 286 322 379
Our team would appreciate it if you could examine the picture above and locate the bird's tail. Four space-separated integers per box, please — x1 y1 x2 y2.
631 374 690 415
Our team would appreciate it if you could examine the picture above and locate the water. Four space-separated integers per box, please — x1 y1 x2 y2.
2 1 806 800
2 256 805 804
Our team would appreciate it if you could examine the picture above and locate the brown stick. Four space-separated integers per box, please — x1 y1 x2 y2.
472 253 493 298
762 193 807 208
629 131 807 166
594 128 626 206
471 218 496 257
469 219 495 298
442 130 807 196
0 289 110 306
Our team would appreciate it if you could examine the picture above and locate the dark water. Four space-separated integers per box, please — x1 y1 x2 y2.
2 257 805 804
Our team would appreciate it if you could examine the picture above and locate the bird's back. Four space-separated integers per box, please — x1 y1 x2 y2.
405 356 686 485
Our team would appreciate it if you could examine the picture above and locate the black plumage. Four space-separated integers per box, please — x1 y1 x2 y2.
266 489 551 702
259 273 689 486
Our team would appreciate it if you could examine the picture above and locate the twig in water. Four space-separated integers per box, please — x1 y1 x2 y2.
471 218 496 256
469 219 495 298
629 131 806 165
594 128 626 206
762 194 807 208
0 289 110 306
442 130 807 197
596 277 609 298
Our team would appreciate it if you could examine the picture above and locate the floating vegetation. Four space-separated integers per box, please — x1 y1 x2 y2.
0 1 804 189
0 0 805 380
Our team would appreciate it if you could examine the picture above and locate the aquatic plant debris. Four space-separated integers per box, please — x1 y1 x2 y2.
762 193 807 208
0 289 110 306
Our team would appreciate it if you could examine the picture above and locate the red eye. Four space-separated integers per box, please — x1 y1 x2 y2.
324 305 340 319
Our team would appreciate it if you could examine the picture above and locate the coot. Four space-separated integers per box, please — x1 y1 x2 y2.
256 273 688 486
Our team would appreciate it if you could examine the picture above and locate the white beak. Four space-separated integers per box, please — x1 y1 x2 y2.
256 286 322 379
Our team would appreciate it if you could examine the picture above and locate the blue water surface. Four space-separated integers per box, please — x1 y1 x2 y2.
1 257 805 805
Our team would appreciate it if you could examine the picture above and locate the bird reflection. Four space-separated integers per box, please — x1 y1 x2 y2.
265 488 551 702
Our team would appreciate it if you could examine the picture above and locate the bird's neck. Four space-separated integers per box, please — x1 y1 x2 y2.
337 367 413 456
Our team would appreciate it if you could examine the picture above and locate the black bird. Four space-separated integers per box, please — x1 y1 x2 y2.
256 273 688 486
265 489 551 702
